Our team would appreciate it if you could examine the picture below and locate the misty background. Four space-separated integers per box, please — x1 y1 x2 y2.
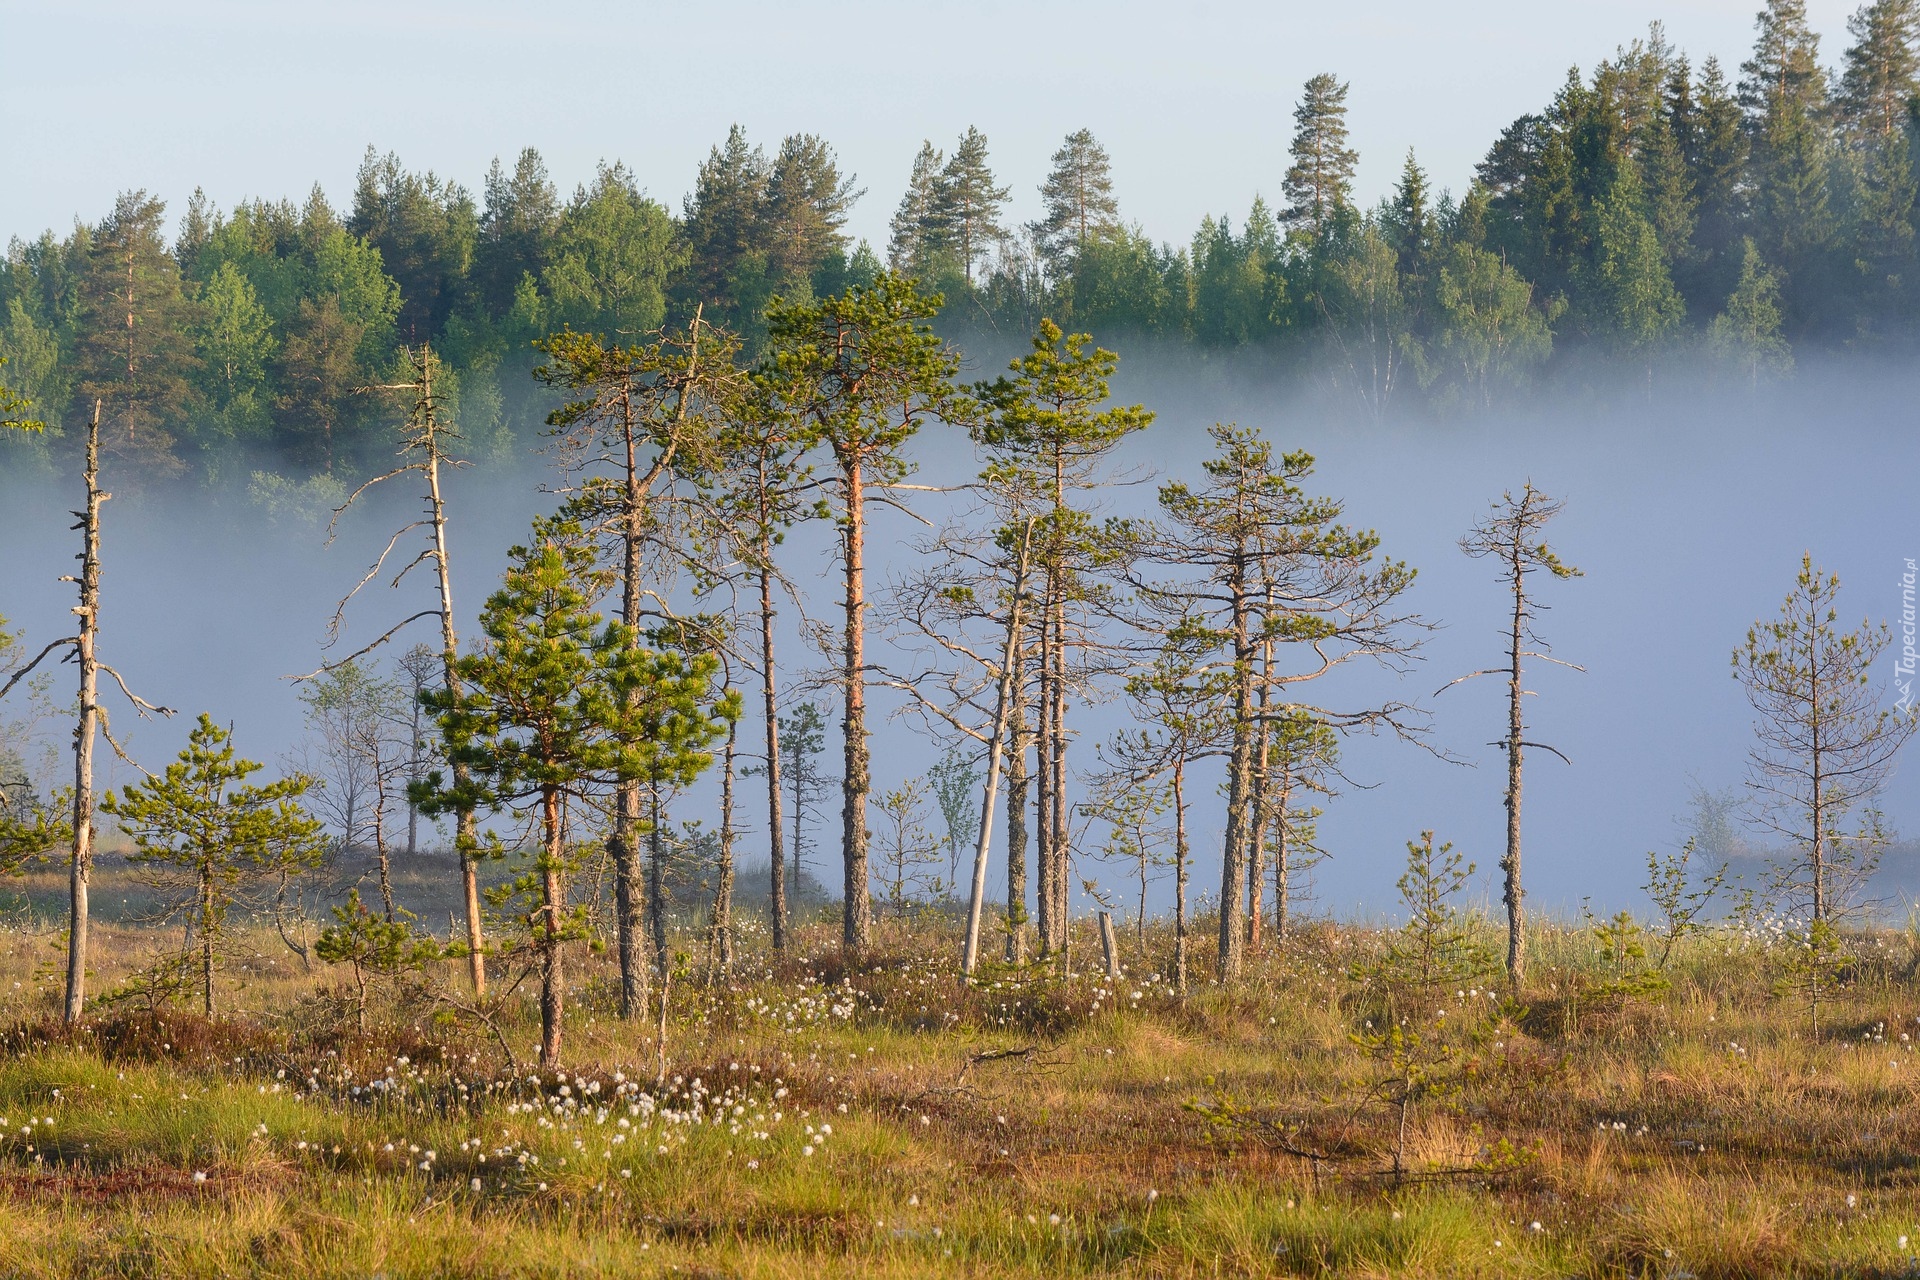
4 345 1912 925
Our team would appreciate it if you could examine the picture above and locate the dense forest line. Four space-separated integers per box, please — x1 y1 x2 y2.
3 0 1918 490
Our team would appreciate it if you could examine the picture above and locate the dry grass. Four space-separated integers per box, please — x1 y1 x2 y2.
0 895 1918 1276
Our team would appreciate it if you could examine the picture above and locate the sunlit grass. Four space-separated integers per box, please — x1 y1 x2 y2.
1 907 1920 1275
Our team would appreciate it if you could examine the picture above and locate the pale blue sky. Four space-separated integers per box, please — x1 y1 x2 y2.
0 0 1862 252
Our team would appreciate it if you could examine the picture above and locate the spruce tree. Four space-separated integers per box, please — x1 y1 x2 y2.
347 149 478 341
1740 0 1835 265
1581 160 1684 364
683 126 772 311
475 148 560 318
933 128 1011 286
1281 74 1359 239
1032 129 1122 275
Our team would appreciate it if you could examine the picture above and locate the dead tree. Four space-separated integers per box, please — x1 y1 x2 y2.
0 401 172 1021
303 345 487 994
1450 482 1582 985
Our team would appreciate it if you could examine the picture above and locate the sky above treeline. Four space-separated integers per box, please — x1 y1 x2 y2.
0 0 1864 253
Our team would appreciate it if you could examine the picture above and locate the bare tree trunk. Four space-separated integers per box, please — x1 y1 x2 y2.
1034 618 1054 956
420 379 487 997
1004 687 1029 964
1274 774 1293 942
840 462 872 954
1173 755 1188 998
1098 910 1121 979
1503 558 1526 986
963 525 1034 977
1246 630 1273 951
649 784 668 977
1050 614 1070 961
64 402 104 1024
1217 562 1252 981
539 788 565 1067
199 863 215 1017
711 719 738 981
761 567 787 952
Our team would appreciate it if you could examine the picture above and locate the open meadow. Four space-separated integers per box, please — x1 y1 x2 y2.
0 865 1918 1279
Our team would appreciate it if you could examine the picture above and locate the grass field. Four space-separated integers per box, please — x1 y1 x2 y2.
1 861 1919 1277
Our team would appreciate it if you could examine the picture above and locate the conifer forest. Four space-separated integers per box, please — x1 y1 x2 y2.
2 2 1920 1276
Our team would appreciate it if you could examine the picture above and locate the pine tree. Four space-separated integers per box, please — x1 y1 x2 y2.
1032 129 1122 275
975 319 1152 960
763 134 863 289
1740 0 1835 264
416 524 731 1065
933 128 1011 286
1686 57 1753 284
887 142 947 274
1282 74 1359 239
1455 484 1582 988
1733 555 1917 920
73 191 198 477
757 274 964 954
100 716 328 1016
1840 0 1920 143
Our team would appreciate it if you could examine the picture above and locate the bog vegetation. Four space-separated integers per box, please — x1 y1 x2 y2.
3 3 1920 1275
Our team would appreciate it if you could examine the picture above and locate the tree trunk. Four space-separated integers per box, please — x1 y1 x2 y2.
761 567 787 951
539 787 565 1067
1503 555 1526 986
1050 614 1070 961
1246 630 1273 951
1173 755 1188 998
199 862 215 1017
422 394 486 997
1004 686 1029 964
963 524 1033 976
1217 561 1252 981
649 783 668 977
611 797 647 1019
1274 775 1293 942
840 460 872 954
65 402 103 1024
1034 618 1054 956
712 719 738 981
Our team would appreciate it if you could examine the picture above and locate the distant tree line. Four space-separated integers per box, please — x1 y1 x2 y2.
4 0 1920 489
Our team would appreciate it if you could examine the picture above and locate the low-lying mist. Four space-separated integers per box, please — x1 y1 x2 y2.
3 344 1914 926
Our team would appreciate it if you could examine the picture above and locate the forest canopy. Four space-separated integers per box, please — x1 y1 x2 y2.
3 2 1917 488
